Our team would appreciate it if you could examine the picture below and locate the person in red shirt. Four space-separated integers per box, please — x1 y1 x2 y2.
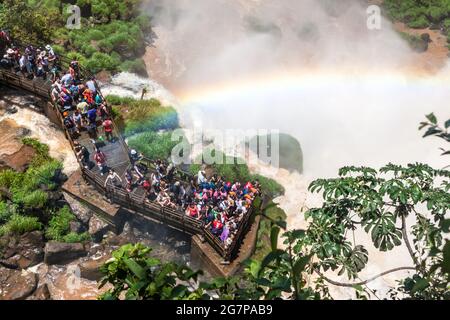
186 203 199 218
94 148 107 176
103 117 113 142
211 217 224 236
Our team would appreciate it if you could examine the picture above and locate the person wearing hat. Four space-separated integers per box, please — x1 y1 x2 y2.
129 149 140 164
45 45 55 57
39 50 49 72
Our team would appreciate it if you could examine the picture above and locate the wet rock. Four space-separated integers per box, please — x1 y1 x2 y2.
5 106 18 114
0 119 37 172
0 144 36 173
69 221 85 234
79 255 111 281
88 215 111 243
2 231 45 269
16 127 32 137
85 243 107 256
64 193 93 225
0 268 38 300
44 242 87 265
103 232 130 247
26 283 52 300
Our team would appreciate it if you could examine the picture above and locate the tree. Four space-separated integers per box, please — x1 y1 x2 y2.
304 164 449 299
0 0 60 44
419 113 450 159
98 114 449 300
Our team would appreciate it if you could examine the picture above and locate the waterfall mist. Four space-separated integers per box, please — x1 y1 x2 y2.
142 0 448 177
140 0 450 298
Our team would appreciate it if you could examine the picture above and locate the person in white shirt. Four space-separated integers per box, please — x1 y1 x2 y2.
104 169 123 188
197 170 207 185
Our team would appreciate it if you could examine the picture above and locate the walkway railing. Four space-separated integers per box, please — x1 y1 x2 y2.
0 49 256 262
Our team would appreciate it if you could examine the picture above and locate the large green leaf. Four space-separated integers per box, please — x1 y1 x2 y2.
411 278 430 294
123 258 146 280
293 254 312 277
270 226 280 252
425 113 437 125
259 249 285 277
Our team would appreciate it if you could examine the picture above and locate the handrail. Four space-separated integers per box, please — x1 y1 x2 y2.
0 46 255 262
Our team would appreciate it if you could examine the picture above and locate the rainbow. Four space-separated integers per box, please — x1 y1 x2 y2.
176 66 450 106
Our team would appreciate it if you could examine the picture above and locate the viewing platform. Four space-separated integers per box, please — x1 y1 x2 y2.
0 46 261 276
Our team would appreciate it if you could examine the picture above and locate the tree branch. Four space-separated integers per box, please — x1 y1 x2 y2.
315 267 416 287
401 214 420 269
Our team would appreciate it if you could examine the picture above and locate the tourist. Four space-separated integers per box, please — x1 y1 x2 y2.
104 169 123 189
87 106 97 125
73 110 83 131
98 103 109 120
102 117 113 142
75 142 90 169
76 100 89 118
63 111 79 137
197 170 207 186
125 169 133 192
186 202 199 218
94 148 107 176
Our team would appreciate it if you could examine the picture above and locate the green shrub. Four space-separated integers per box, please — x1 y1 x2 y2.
66 51 87 65
0 214 42 236
427 6 448 23
63 232 91 243
128 131 179 161
45 206 75 241
114 98 179 137
21 190 48 209
407 15 430 29
86 28 106 41
120 58 147 76
253 201 287 261
0 202 14 224
106 95 135 105
250 174 285 197
0 169 19 189
85 52 120 73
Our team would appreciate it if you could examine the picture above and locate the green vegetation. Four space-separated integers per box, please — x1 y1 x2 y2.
419 113 450 156
253 200 287 261
98 115 450 300
0 0 59 44
46 206 90 243
0 138 62 209
107 96 181 162
398 31 429 52
0 0 151 74
107 95 179 137
0 139 87 243
128 131 179 162
0 214 42 237
384 0 450 47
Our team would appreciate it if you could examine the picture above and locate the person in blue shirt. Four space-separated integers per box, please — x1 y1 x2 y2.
87 106 97 125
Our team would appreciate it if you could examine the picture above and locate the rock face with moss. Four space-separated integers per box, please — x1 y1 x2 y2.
248 133 304 174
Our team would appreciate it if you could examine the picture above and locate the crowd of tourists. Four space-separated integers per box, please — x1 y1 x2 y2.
126 156 261 248
0 35 261 248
